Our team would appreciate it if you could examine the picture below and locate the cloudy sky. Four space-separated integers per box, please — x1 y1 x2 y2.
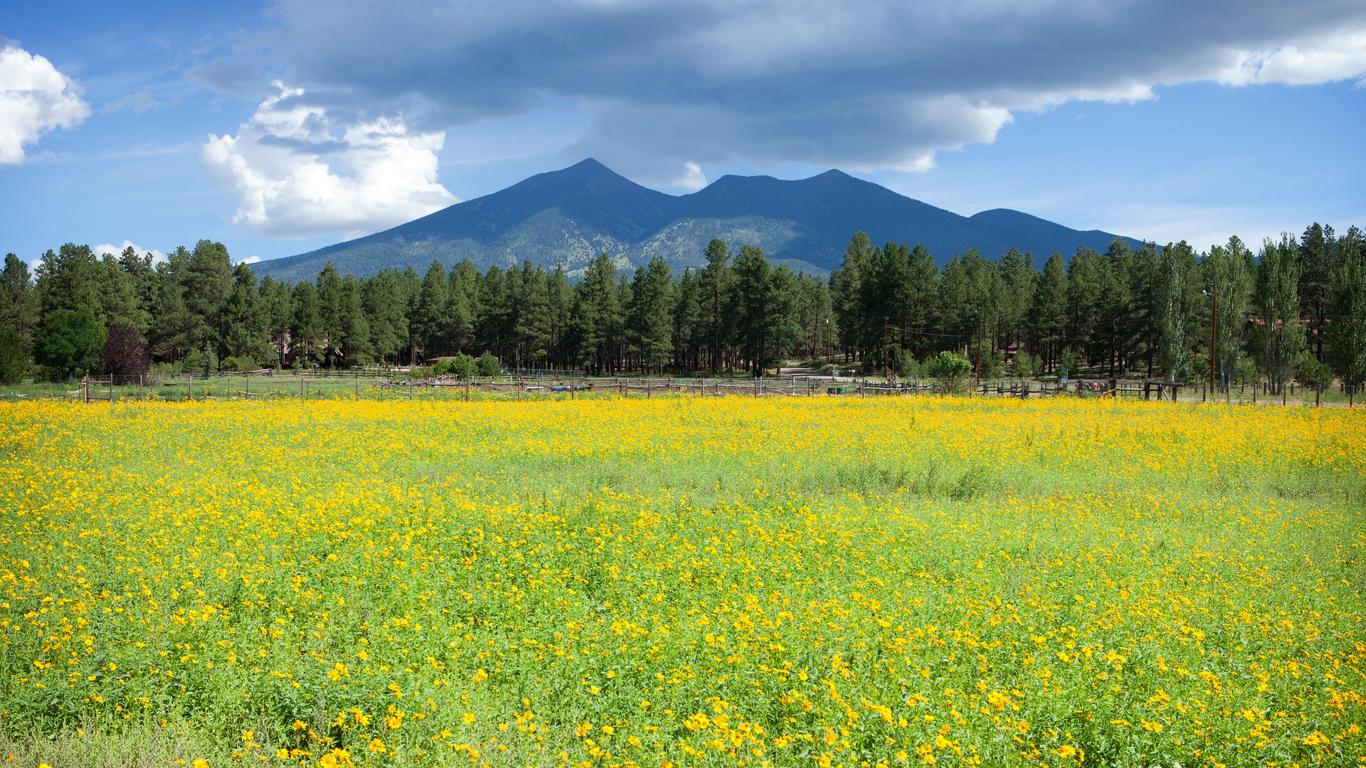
2 0 1364 265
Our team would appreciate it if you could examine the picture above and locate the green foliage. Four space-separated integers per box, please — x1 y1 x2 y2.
0 325 28 384
1293 353 1332 389
926 350 972 393
35 308 105 379
1326 227 1366 389
1251 236 1306 395
1056 347 1079 378
1011 351 1041 379
219 355 259 373
476 351 501 377
969 339 1005 379
449 352 478 380
1232 352 1260 388
2 220 1361 385
896 349 921 378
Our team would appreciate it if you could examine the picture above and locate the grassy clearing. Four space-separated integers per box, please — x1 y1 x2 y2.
0 397 1362 767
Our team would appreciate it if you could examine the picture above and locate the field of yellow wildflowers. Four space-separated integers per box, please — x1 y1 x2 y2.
1 397 1363 768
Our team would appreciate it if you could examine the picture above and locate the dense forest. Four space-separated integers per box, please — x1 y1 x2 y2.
1 223 1364 394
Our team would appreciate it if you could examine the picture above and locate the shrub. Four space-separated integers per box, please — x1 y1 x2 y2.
220 355 259 373
1011 352 1040 379
1294 354 1332 390
450 353 478 380
1056 347 1079 378
896 349 921 379
926 351 972 394
476 352 501 377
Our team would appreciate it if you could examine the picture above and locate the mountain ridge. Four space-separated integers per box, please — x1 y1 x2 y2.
254 158 1141 281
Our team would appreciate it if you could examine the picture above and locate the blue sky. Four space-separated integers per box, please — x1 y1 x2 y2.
2 0 1364 266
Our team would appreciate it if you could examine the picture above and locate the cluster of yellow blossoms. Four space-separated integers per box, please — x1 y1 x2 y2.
0 397 1362 766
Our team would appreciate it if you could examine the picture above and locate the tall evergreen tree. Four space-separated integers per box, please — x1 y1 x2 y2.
221 262 271 364
1029 252 1068 372
184 240 234 356
831 233 872 363
572 253 624 374
289 282 323 367
412 262 451 361
697 239 732 373
630 256 674 372
1326 226 1366 400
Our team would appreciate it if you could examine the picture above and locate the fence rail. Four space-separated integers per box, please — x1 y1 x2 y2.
4 370 1354 407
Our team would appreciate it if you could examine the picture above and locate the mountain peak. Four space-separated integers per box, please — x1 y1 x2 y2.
254 162 1140 282
560 157 617 176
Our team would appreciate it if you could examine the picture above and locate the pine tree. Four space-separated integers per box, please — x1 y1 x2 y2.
697 239 731 372
0 254 38 354
412 262 450 361
1326 226 1365 402
289 282 323 367
571 254 623 375
831 233 872 364
221 263 271 365
184 240 234 356
630 256 674 373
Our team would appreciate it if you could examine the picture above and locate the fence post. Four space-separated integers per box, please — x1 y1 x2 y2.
108 376 113 404
300 376 305 400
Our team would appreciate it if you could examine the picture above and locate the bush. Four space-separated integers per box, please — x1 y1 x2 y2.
431 359 453 376
476 352 501 377
1011 352 1040 379
967 340 1004 379
1232 353 1260 388
220 355 259 373
1056 347 1079 379
926 351 972 394
1294 354 1332 389
896 349 921 379
450 353 478 380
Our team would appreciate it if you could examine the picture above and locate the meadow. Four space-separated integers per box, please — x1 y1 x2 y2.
0 397 1362 768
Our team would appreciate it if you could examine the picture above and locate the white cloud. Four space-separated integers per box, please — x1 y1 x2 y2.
202 81 456 238
237 255 261 265
669 162 707 191
0 44 90 164
1216 29 1366 86
93 240 167 264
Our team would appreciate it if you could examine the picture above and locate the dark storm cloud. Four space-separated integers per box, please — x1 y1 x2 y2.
192 0 1366 182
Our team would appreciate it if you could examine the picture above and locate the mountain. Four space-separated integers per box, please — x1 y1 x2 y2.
255 158 1140 281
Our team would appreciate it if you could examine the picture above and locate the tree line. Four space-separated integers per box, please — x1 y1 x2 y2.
1 224 1363 394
